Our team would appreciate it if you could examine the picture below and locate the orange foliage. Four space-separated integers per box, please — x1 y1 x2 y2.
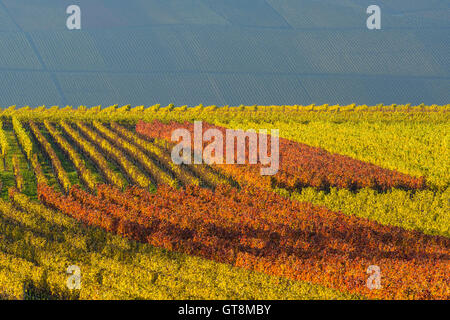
38 183 449 300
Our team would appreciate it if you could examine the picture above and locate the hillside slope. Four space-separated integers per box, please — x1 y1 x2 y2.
0 0 448 106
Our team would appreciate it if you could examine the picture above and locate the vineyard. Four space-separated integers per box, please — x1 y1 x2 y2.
0 104 448 300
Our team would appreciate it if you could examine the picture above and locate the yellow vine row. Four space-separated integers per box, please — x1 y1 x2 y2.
29 121 71 193
92 121 178 188
59 121 125 189
75 122 152 189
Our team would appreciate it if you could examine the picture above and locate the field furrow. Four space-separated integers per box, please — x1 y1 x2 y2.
38 183 450 300
92 121 179 188
44 121 98 191
137 120 428 192
29 121 71 193
0 105 447 301
110 122 202 187
75 121 152 189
